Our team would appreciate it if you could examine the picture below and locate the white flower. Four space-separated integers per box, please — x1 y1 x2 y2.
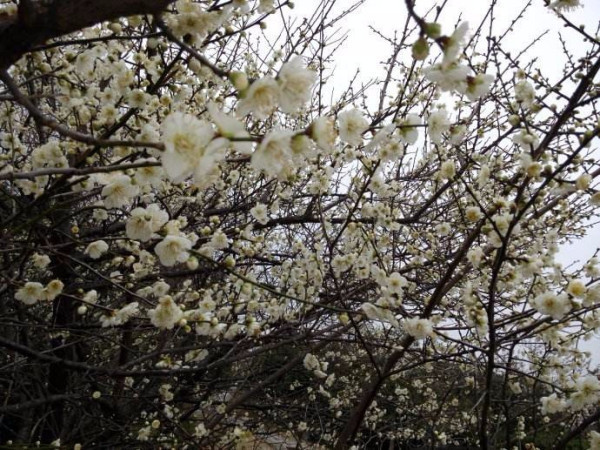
209 229 229 250
403 318 434 340
32 253 51 269
427 109 450 144
513 129 540 150
519 152 542 178
338 109 369 146
126 204 169 242
154 235 192 267
540 393 566 415
530 291 570 320
100 302 139 327
467 247 484 267
85 240 109 259
258 0 275 13
161 112 224 184
442 22 469 67
15 282 45 305
514 80 536 108
464 73 494 100
567 279 586 297
440 160 456 180
465 206 482 222
148 295 184 329
207 102 252 154
101 175 139 209
251 129 293 178
397 114 422 145
44 279 64 301
133 159 163 189
570 375 600 410
31 141 68 169
250 203 269 225
237 76 280 119
386 272 408 296
361 302 399 328
424 63 470 93
589 431 600 450
576 173 592 191
277 56 316 114
303 353 320 371
127 89 148 109
137 425 151 441
549 0 581 12
309 116 337 153
448 124 467 145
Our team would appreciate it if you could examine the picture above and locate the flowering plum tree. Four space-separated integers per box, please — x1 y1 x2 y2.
1 0 600 448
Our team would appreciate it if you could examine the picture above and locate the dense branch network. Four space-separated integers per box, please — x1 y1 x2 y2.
0 0 599 449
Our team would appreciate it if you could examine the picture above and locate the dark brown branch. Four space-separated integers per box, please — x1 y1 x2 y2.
0 0 176 69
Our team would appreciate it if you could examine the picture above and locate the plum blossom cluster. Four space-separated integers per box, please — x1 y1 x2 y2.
2 0 600 448
422 22 494 100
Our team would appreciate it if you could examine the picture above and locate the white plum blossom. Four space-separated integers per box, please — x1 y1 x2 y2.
32 253 51 269
250 203 269 225
514 80 536 108
100 302 139 327
154 235 192 267
126 204 169 242
467 247 485 267
397 114 422 145
44 279 64 301
161 112 224 184
361 302 399 328
303 353 320 371
207 102 252 155
464 73 494 100
257 0 275 13
513 129 540 150
338 109 369 146
549 0 581 12
277 56 316 114
101 175 139 209
465 206 482 222
309 116 337 153
540 393 567 415
427 109 450 144
403 318 435 340
31 141 68 169
424 63 470 93
440 160 456 180
442 22 469 67
209 229 229 250
576 173 592 191
148 295 184 329
589 431 600 450
237 76 280 119
569 375 600 410
386 272 408 296
15 282 45 305
85 240 109 259
530 291 570 320
566 279 586 298
251 129 294 178
133 159 163 189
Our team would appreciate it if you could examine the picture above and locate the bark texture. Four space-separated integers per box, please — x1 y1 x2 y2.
0 0 176 68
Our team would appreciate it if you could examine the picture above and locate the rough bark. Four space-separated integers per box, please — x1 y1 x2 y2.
0 0 176 69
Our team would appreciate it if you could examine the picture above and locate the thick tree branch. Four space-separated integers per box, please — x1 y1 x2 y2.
0 0 176 69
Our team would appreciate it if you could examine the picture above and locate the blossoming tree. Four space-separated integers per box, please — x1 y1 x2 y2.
1 0 600 448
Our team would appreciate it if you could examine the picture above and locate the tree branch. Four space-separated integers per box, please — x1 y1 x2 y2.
0 0 177 69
